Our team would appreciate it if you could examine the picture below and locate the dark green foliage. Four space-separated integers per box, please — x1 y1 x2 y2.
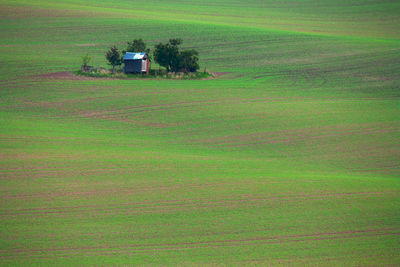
179 49 199 73
81 53 91 67
153 38 181 72
125 38 150 54
81 53 94 72
169 38 182 47
154 38 199 73
105 45 122 73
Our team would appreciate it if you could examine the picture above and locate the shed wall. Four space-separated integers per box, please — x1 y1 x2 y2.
124 59 143 73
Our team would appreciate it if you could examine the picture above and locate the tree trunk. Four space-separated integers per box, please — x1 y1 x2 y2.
112 65 115 74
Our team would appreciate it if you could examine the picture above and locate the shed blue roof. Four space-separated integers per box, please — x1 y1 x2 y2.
123 52 147 60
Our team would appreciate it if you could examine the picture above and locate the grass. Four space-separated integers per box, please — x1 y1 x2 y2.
0 0 399 265
74 69 213 79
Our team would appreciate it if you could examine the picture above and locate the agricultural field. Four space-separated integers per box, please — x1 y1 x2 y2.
0 0 399 265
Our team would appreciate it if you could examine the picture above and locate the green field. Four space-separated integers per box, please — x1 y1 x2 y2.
1 0 399 265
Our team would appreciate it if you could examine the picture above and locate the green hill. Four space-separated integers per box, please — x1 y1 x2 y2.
0 0 399 265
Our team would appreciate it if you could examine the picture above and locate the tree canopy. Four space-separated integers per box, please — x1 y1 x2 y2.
154 39 199 73
180 49 199 73
124 38 150 54
105 45 122 73
81 53 91 67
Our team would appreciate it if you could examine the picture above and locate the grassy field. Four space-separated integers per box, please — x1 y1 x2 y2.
1 0 399 265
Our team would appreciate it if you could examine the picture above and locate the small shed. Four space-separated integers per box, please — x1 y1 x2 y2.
123 52 150 75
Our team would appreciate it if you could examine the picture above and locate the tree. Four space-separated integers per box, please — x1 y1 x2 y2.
153 38 181 72
169 38 182 47
169 40 182 72
153 38 199 73
179 49 199 73
125 38 150 54
105 45 121 74
153 43 170 71
81 53 93 72
81 53 91 67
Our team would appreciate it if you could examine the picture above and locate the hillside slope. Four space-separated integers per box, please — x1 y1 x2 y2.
0 0 399 265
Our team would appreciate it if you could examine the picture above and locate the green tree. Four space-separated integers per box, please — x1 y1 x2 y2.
153 42 170 71
154 39 199 73
153 38 181 72
105 45 121 74
179 49 199 73
125 38 150 54
81 53 91 67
